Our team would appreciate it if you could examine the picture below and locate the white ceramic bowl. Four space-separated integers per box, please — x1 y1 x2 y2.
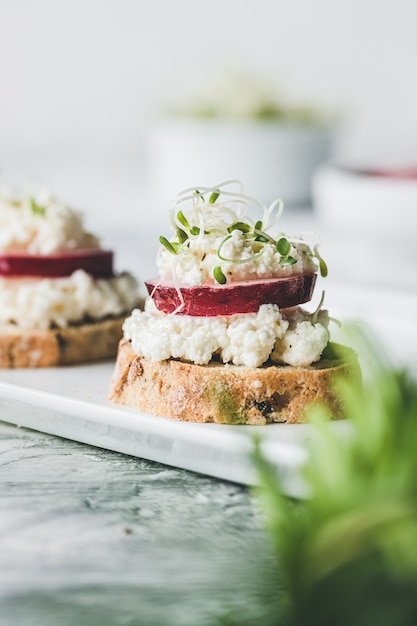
147 119 333 210
312 163 417 237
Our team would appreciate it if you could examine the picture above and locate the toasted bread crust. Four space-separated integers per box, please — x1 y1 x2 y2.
109 339 360 424
0 316 128 368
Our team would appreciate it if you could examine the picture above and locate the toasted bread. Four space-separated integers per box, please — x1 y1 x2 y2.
0 316 129 368
109 338 360 424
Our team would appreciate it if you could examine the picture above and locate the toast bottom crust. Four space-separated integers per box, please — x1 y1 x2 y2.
0 316 127 368
109 339 360 425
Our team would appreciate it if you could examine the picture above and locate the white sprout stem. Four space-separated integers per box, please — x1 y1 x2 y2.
217 234 267 265
312 290 326 325
262 197 284 231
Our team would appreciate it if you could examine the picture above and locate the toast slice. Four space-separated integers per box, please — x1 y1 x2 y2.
0 316 128 368
109 338 360 424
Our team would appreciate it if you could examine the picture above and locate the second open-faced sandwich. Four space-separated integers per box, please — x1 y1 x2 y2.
109 180 359 424
0 185 141 367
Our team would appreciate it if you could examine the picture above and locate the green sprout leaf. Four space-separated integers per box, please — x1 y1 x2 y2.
228 221 252 234
279 255 297 267
159 235 179 255
190 226 200 236
177 210 190 229
213 265 227 284
29 197 46 216
276 237 291 256
254 220 263 231
176 227 188 244
209 190 220 204
319 257 328 278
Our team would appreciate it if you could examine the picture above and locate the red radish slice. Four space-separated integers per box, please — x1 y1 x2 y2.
0 249 114 278
146 273 317 316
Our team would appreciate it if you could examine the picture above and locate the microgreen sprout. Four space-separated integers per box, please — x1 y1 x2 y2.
209 190 220 204
213 265 227 284
227 221 252 234
159 235 179 255
312 244 328 277
29 197 46 216
276 237 297 267
159 181 328 284
276 237 291 256
311 290 326 325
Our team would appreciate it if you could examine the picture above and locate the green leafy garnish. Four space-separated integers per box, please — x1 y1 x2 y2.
319 257 328 278
213 265 227 284
176 227 188 244
159 235 179 255
276 237 297 267
160 182 329 286
29 197 46 216
228 221 252 234
177 210 190 229
279 255 297 266
209 190 220 204
253 328 417 625
276 237 291 256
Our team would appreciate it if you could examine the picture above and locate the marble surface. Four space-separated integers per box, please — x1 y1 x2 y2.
0 420 283 626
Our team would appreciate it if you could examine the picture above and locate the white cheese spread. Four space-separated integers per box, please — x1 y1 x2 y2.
125 181 330 368
157 228 317 286
124 300 329 368
0 271 138 330
0 186 140 328
0 187 99 254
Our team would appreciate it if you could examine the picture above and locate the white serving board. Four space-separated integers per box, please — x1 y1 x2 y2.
0 281 416 496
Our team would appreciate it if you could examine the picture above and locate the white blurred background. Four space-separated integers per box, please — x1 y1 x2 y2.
1 0 417 288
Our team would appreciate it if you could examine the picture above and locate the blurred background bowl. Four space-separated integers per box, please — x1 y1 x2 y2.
147 118 333 208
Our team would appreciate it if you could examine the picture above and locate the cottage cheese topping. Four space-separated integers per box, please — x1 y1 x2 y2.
157 228 317 286
124 300 329 368
126 182 329 368
0 188 99 254
0 271 138 330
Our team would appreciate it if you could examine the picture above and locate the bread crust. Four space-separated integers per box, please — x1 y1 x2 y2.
109 339 360 424
0 316 128 368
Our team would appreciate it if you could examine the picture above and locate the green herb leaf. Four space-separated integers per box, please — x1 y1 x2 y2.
177 210 190 229
254 220 263 231
213 266 227 284
159 235 179 255
227 221 252 234
29 197 46 216
319 257 328 278
176 227 188 244
279 255 297 266
190 226 200 236
276 237 291 256
209 190 220 204
255 234 270 243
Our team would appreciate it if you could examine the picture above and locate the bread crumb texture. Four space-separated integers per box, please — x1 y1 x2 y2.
109 339 361 425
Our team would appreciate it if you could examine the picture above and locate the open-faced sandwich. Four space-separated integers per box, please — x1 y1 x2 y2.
109 180 359 424
0 186 141 367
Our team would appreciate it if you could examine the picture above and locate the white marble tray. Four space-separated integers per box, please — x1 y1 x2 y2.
0 361 315 496
0 281 416 496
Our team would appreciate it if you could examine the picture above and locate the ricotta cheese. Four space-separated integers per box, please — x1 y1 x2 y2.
0 271 138 330
123 300 329 368
0 187 99 254
157 228 317 287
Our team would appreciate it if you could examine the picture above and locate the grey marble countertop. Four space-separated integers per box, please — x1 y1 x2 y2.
0 420 282 626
